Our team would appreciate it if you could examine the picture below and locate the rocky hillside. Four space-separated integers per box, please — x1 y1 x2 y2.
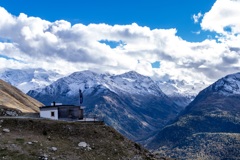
147 72 240 159
0 79 42 113
0 117 170 160
27 70 181 142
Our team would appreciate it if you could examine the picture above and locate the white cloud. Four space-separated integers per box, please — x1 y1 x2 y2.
0 4 240 94
201 0 240 35
192 31 201 35
193 12 203 24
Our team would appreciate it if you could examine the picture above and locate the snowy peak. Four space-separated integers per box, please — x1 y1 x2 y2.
111 71 164 96
69 70 98 80
60 70 100 89
208 72 240 96
157 79 205 97
118 71 148 80
182 72 240 115
156 79 207 108
35 70 165 98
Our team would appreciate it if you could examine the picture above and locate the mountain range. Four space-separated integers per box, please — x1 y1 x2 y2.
0 69 201 140
1 68 239 159
147 72 240 159
27 70 182 141
0 68 201 142
0 68 203 108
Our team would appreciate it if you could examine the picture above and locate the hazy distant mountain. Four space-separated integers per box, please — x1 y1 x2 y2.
147 72 240 159
157 79 206 108
0 68 201 108
0 79 42 113
0 68 62 93
27 70 181 141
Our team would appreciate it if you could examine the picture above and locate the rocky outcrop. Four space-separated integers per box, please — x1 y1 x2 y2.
0 107 21 116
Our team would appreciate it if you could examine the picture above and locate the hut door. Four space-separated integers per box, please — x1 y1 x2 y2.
69 109 74 118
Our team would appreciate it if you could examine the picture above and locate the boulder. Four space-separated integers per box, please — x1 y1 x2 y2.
27 142 33 145
78 142 87 148
2 128 10 133
78 142 92 151
51 147 57 152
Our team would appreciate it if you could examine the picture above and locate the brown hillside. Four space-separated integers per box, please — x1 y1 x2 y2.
0 79 42 113
0 118 165 160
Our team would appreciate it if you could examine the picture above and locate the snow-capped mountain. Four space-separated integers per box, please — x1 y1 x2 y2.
157 79 206 107
0 68 203 107
28 70 182 141
0 68 63 93
147 72 240 159
203 72 240 96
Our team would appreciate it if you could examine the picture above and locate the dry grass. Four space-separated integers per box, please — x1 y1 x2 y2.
0 79 42 113
0 117 156 160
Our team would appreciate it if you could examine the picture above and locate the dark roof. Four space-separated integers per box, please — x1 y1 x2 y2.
40 105 78 109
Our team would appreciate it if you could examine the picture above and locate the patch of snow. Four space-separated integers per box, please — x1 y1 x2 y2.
141 121 149 127
0 68 63 93
122 77 136 82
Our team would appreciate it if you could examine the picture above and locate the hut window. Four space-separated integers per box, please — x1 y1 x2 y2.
51 111 55 117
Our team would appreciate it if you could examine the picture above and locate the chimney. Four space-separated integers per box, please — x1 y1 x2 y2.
53 101 56 106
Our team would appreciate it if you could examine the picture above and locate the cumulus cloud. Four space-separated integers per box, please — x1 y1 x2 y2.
0 3 240 92
201 0 240 33
201 0 240 49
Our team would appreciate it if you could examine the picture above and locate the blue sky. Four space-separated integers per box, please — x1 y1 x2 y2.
0 0 240 90
0 0 215 41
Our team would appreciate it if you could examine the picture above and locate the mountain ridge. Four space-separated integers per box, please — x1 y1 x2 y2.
0 68 202 108
147 72 240 159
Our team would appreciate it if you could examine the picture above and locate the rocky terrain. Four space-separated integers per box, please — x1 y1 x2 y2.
0 107 21 117
0 117 169 160
147 72 240 159
0 79 42 113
